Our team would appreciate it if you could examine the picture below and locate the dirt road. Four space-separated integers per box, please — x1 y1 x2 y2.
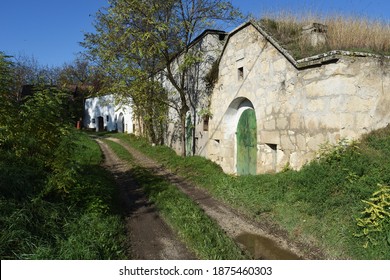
97 137 323 260
96 139 195 260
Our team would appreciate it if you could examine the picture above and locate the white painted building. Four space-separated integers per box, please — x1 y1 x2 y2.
83 94 134 133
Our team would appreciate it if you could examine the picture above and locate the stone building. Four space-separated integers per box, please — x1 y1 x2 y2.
88 20 389 176
202 21 389 175
162 29 228 156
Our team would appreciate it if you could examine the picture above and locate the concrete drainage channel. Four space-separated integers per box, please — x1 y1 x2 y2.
106 137 310 260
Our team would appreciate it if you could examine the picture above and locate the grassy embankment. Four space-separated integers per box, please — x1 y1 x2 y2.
0 132 127 259
103 139 246 260
111 125 390 260
257 13 390 59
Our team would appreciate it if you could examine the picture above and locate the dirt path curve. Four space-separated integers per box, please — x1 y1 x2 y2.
107 138 324 260
96 139 196 260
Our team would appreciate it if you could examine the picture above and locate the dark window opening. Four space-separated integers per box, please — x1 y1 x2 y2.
267 143 277 151
203 115 209 131
219 33 226 41
266 143 277 171
106 115 109 122
92 118 95 124
238 67 244 80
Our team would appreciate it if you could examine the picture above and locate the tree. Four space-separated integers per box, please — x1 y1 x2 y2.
12 54 61 94
0 52 16 142
83 0 242 155
57 58 103 92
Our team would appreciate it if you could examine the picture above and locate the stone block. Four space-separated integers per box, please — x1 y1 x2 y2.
280 134 296 151
306 133 326 151
307 99 325 112
296 134 306 150
260 130 280 145
277 117 289 130
289 113 303 129
346 96 372 112
264 119 276 130
273 58 287 72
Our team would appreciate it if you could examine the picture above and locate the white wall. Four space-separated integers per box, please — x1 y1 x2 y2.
84 94 134 133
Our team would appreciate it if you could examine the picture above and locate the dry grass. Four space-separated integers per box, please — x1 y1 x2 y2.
257 12 390 58
325 16 390 53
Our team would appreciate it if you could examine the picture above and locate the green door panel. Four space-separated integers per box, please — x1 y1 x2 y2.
186 114 193 156
237 109 257 175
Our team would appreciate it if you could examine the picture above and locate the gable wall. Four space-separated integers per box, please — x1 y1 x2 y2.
163 32 227 155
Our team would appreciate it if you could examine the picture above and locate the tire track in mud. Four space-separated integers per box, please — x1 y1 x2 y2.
106 137 325 260
96 139 196 260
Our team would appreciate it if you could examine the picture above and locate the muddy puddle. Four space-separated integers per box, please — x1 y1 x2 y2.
236 233 302 260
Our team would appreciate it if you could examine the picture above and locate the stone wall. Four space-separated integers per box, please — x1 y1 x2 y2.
162 31 227 156
207 23 390 174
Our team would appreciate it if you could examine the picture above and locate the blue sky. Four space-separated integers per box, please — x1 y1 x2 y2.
1 0 389 67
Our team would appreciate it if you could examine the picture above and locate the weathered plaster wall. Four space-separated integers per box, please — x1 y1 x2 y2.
207 23 390 174
84 94 134 133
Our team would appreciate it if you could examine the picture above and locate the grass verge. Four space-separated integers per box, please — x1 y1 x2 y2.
104 139 246 260
0 132 127 259
111 127 390 259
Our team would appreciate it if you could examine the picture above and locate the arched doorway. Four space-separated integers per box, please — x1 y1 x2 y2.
117 113 124 133
97 116 104 132
236 108 257 175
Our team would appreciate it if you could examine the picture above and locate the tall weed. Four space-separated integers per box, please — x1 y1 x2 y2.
257 12 390 58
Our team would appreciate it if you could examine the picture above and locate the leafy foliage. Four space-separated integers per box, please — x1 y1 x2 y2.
354 185 390 248
0 54 126 259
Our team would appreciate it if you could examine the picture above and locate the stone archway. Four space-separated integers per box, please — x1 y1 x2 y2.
117 113 124 133
221 97 258 175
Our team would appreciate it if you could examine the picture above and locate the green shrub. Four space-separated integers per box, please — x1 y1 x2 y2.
354 184 390 248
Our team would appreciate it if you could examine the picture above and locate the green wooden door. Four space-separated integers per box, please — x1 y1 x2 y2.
186 114 193 156
237 109 257 175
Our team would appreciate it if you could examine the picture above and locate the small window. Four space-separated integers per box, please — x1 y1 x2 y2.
238 67 244 80
106 115 109 122
203 115 209 131
266 144 278 171
92 118 95 124
267 143 277 151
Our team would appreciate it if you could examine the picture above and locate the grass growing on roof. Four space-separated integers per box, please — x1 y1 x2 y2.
257 12 390 58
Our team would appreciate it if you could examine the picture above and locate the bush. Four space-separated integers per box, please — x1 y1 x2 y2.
1 59 126 259
354 185 390 248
